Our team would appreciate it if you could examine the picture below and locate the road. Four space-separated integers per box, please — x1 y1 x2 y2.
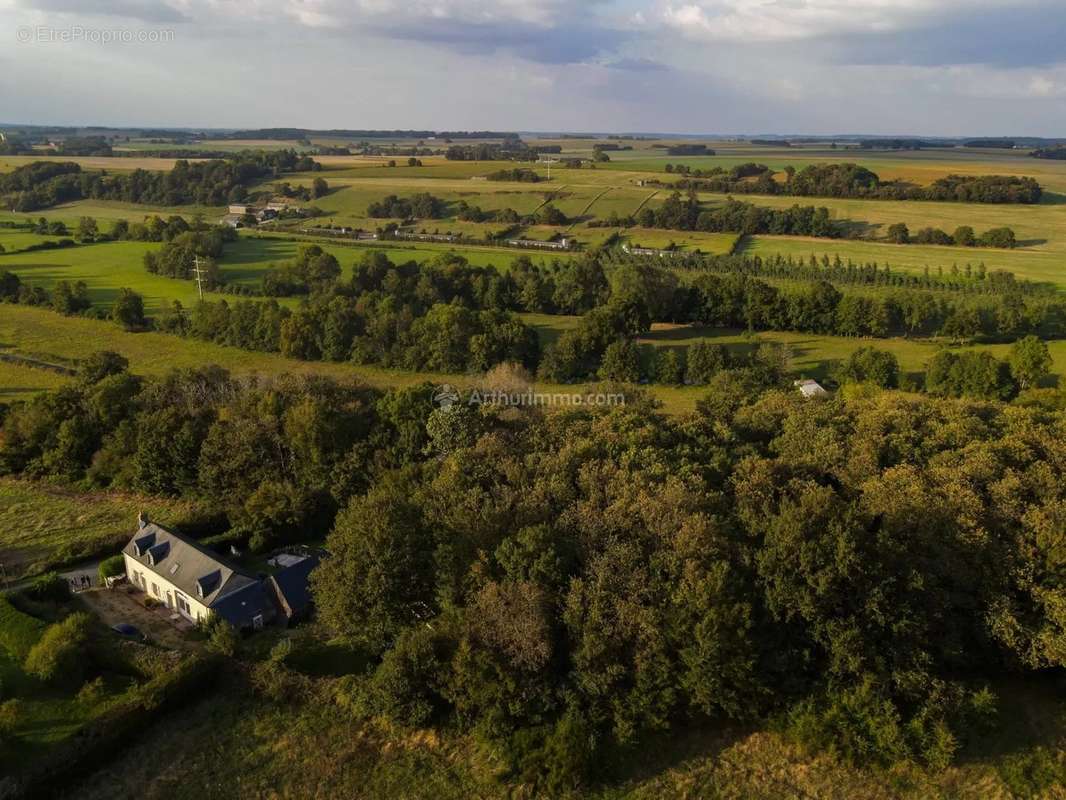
2 557 107 594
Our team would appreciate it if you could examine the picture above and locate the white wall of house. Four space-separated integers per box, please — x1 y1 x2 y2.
122 553 211 623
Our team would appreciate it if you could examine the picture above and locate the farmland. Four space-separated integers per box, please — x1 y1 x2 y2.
5 128 1066 800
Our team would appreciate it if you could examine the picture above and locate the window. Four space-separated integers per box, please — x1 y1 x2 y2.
151 582 160 597
169 562 181 576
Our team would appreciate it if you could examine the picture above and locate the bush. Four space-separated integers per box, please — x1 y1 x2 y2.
98 555 126 583
835 346 900 388
23 612 93 687
24 571 70 603
998 746 1066 798
203 616 240 657
784 680 910 767
345 626 450 728
0 698 21 737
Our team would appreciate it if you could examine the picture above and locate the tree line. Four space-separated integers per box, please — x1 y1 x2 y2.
0 152 320 211
665 162 1042 204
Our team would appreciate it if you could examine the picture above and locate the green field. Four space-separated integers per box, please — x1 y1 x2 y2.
0 234 572 315
0 478 212 579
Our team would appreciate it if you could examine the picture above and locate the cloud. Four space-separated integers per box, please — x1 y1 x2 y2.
15 0 189 22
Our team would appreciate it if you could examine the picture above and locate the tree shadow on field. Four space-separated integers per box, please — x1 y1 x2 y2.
955 675 1066 765
1036 191 1066 206
594 721 753 790
1014 238 1048 247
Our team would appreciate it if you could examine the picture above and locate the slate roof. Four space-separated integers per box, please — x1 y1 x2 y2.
210 581 276 629
123 522 256 607
268 555 320 619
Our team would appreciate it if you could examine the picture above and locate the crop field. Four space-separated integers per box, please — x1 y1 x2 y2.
0 155 210 172
3 144 1066 417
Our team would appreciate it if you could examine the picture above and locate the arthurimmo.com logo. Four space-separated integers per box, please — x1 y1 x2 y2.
432 384 625 410
433 384 462 411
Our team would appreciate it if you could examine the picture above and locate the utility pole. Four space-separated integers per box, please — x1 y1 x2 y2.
191 255 207 301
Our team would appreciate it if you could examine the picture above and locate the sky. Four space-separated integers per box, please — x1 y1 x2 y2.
2 0 1066 136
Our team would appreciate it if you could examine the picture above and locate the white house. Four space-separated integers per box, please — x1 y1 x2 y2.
122 516 275 630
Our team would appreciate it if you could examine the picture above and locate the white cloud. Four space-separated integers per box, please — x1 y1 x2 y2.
658 0 1035 43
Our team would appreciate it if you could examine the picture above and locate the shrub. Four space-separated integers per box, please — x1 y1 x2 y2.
340 626 450 728
204 617 240 657
98 555 126 583
24 571 71 603
23 612 93 687
998 747 1066 798
0 699 21 737
836 346 900 388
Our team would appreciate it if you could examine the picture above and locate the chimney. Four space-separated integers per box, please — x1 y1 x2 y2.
138 510 149 529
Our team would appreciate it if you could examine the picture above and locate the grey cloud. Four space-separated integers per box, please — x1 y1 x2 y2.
820 4 1066 69
362 17 630 65
16 0 190 23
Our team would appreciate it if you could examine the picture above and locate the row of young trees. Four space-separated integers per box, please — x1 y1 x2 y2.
667 162 1043 203
0 152 320 211
626 249 1048 297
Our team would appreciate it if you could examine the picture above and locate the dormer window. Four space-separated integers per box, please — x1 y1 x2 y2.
132 533 155 557
196 570 220 599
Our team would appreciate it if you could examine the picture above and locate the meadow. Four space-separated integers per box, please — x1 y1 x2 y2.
3 142 1066 412
70 655 1066 800
0 479 211 580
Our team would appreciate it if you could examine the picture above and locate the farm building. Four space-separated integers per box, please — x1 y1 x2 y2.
621 243 679 257
392 231 461 243
121 516 276 630
794 379 829 398
507 237 573 250
228 204 254 215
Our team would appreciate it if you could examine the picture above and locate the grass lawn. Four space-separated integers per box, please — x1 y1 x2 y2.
0 240 240 313
622 229 741 253
0 360 70 403
0 478 212 580
0 595 47 660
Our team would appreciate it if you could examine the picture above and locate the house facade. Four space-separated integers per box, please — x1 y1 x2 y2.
122 518 275 630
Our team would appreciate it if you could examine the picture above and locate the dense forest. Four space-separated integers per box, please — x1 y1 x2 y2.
0 152 320 211
1 352 1065 792
666 163 1042 203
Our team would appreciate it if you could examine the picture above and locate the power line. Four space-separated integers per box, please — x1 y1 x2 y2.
191 255 208 301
